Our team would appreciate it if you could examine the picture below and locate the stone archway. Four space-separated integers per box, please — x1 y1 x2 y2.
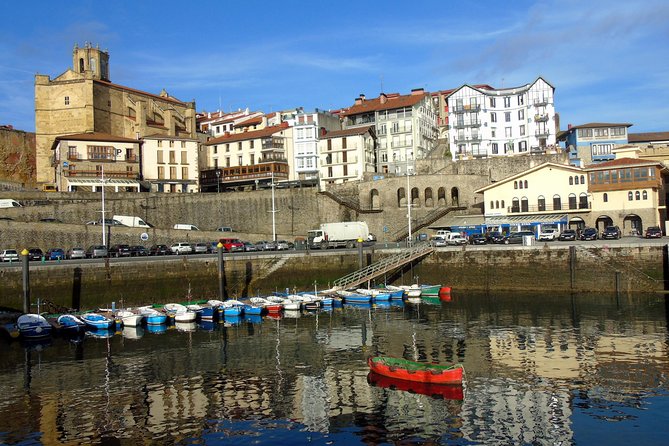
595 215 613 232
424 187 434 207
438 187 446 206
411 187 420 207
623 214 643 236
451 187 459 206
397 187 406 207
370 188 380 209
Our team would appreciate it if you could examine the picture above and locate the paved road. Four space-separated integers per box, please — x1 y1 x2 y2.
0 237 666 268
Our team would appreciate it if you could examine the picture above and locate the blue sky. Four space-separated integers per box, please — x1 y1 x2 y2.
1 0 668 133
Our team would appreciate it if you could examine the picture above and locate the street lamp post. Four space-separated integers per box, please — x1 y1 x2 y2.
216 169 221 194
406 167 412 247
270 172 277 242
101 166 107 247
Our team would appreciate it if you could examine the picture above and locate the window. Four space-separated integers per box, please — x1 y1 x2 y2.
611 127 626 136
504 96 511 107
505 112 511 122
524 180 528 188
489 97 496 107
213 146 218 154
642 190 648 200
158 140 163 147
518 109 524 120
628 191 633 201
505 127 512 137
492 143 499 154
238 142 242 151
521 197 528 212
169 166 176 179
491 128 496 138
568 193 577 209
225 157 230 167
169 140 174 148
580 175 585 184
603 193 608 202
157 166 164 179
169 151 176 164
495 200 499 208
520 125 526 136
182 167 188 179
342 137 347 149
157 151 164 164
594 128 608 137
538 196 546 211
579 193 588 209
238 155 243 165
635 191 641 200
181 151 187 164
512 198 520 212
553 195 561 210
519 181 524 189
514 180 518 189
250 154 255 165
519 141 527 152
574 176 579 185
181 141 186 148
491 112 497 123
226 144 230 152
517 95 524 105
504 142 514 153
577 128 593 138
250 140 254 149
64 96 70 105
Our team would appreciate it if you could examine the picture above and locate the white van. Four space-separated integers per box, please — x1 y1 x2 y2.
174 224 200 231
445 232 468 245
0 199 22 208
113 215 151 228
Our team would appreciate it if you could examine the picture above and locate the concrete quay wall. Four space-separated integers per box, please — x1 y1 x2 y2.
0 244 663 311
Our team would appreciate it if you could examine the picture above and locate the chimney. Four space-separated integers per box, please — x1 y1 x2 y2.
354 93 366 105
320 127 327 137
380 93 387 104
410 88 425 95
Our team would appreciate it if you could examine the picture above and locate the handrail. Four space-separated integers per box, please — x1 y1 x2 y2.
319 190 383 213
332 242 434 290
390 205 467 241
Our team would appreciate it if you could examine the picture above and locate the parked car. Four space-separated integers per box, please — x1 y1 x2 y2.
558 229 577 241
219 238 244 252
645 226 662 238
216 226 234 232
242 241 258 252
538 228 558 241
192 243 209 254
505 231 535 245
580 227 598 241
255 240 276 251
601 226 622 240
430 236 447 247
39 217 62 223
469 234 487 245
27 248 44 261
109 244 132 257
86 219 125 226
276 240 291 250
67 247 86 259
130 245 149 256
150 244 171 256
171 242 193 255
86 245 108 258
446 233 468 246
46 248 66 260
487 231 506 244
0 249 19 262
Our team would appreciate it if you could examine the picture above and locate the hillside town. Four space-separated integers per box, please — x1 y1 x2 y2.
1 42 668 238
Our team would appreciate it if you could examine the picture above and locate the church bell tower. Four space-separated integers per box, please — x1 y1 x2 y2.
72 42 110 81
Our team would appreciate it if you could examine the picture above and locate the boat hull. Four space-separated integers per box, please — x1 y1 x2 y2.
367 372 463 400
81 313 115 330
367 356 464 384
17 314 53 339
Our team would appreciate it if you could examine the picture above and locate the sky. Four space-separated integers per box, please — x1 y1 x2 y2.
1 0 668 133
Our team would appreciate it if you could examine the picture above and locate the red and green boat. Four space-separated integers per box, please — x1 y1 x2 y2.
367 372 464 400
367 356 464 384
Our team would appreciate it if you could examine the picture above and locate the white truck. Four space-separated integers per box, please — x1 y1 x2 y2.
112 215 152 228
308 221 375 249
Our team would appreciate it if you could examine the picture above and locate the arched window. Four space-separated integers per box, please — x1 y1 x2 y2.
424 188 433 207
635 191 641 200
501 200 505 208
628 191 633 201
603 193 608 203
537 195 546 211
569 177 573 185
519 181 523 189
568 193 577 209
411 187 420 206
437 187 446 205
579 192 588 209
79 58 85 72
514 181 518 189
521 197 529 212
490 200 494 209
524 180 528 188
580 175 585 184
642 190 648 200
495 200 500 209
511 198 520 213
397 187 406 207
370 189 380 209
553 194 562 210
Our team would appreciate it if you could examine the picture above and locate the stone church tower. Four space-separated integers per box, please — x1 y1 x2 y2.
34 43 196 185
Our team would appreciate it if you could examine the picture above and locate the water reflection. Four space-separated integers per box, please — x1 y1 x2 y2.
0 291 667 445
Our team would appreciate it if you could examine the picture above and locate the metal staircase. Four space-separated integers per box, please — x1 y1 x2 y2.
390 204 467 242
331 242 435 290
319 190 383 213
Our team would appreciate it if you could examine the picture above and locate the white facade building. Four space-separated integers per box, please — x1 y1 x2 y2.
293 110 342 182
447 77 557 160
317 126 376 188
141 135 200 193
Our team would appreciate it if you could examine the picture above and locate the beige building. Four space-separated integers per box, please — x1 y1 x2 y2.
52 132 141 192
141 135 200 193
200 123 293 192
35 43 196 187
317 126 376 188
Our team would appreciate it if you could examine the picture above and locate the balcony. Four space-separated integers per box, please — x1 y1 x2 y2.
453 104 481 114
507 202 590 213
67 152 82 161
391 125 412 134
125 154 138 163
454 135 482 144
533 99 549 107
534 114 549 122
63 170 138 179
535 130 550 138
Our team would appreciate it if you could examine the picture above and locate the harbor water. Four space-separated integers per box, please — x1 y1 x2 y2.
1 290 668 445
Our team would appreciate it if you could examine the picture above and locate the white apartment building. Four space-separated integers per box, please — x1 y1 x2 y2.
446 77 557 160
196 109 263 137
340 89 438 175
317 126 377 188
141 135 199 193
293 110 342 182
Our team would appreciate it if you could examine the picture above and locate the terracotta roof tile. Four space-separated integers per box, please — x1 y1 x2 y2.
322 126 374 139
340 91 428 116
567 122 633 130
205 123 289 145
584 157 663 169
94 80 186 104
55 132 139 144
236 116 263 127
628 132 669 143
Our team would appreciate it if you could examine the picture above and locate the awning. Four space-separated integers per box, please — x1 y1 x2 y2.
428 214 485 230
65 178 141 191
485 214 568 225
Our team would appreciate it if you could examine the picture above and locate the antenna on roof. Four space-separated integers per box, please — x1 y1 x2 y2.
380 74 384 93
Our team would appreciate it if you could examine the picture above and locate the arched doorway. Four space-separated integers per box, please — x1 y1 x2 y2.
623 214 642 236
424 187 434 207
438 187 446 206
569 217 585 231
370 189 380 209
595 215 613 231
397 187 406 207
451 187 459 206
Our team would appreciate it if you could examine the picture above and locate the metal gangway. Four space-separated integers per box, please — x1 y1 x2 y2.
331 242 435 291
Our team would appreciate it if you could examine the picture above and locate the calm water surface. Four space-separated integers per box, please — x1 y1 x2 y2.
1 291 668 445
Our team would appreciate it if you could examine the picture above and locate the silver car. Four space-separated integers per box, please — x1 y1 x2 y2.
171 242 193 255
193 243 209 254
86 245 108 258
67 247 86 259
0 249 19 262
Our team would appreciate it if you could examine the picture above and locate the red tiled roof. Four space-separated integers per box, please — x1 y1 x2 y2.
55 132 139 143
322 126 374 139
628 132 669 143
340 91 428 116
94 80 186 105
236 116 263 127
205 123 289 145
584 157 662 170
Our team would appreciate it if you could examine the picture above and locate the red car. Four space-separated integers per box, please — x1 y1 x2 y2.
645 226 662 238
219 238 244 252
